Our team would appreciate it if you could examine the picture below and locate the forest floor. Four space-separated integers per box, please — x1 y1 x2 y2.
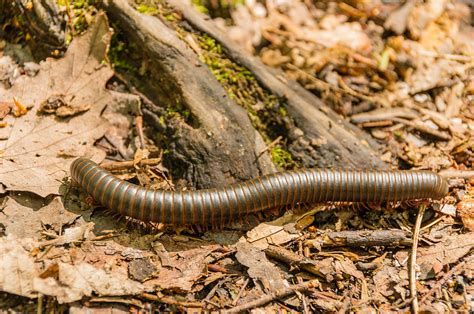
0 0 473 312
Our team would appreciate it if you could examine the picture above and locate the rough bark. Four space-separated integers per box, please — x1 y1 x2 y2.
103 0 275 189
103 0 386 190
168 0 387 169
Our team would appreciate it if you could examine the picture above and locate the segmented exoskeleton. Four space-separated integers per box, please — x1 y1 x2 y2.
71 158 448 225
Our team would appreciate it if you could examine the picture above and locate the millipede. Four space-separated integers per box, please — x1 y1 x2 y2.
70 157 449 226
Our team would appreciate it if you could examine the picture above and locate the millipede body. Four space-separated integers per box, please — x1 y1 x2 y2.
71 157 448 225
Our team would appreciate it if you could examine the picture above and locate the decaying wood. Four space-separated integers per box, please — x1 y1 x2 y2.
307 230 413 247
103 0 274 189
225 279 320 313
265 245 324 278
168 0 386 169
103 0 385 192
13 0 66 59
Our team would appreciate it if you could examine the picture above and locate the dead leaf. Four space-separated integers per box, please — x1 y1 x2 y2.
0 101 11 119
333 258 364 280
373 265 408 301
128 258 160 282
33 262 144 303
457 186 474 231
144 246 216 292
0 13 115 197
245 210 305 249
384 0 416 35
235 242 286 292
39 94 91 117
0 235 39 298
0 197 43 238
38 197 80 232
38 223 95 248
395 233 474 279
151 242 172 267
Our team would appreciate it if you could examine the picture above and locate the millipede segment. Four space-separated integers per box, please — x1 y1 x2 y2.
71 157 449 225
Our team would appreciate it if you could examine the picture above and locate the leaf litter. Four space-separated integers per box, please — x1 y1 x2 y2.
0 13 113 197
0 0 473 312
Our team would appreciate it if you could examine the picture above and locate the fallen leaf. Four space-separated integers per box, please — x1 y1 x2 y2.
457 186 474 231
38 197 80 232
395 233 474 279
39 94 91 117
0 13 115 197
0 235 38 298
235 241 286 292
373 265 408 301
38 223 95 248
144 246 216 292
128 258 160 282
0 197 43 238
333 258 364 280
0 101 11 119
33 262 144 303
245 210 305 249
384 0 416 35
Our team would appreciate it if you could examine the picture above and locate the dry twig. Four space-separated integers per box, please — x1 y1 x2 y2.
224 279 319 313
100 158 162 171
410 204 426 314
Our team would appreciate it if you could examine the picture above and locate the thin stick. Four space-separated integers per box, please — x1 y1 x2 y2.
37 294 43 314
297 276 310 314
135 115 146 149
410 204 426 314
100 158 162 171
257 136 282 157
224 279 319 313
438 169 474 179
232 277 249 306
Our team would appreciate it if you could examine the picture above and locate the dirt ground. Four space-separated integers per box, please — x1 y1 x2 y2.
0 0 473 312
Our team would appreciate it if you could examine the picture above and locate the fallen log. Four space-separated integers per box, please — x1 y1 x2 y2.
102 0 385 190
168 0 386 169
103 0 274 189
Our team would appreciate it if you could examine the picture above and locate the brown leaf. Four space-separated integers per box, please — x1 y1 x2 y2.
0 13 114 197
333 258 364 280
144 246 216 292
457 186 474 232
0 197 43 238
128 258 160 282
0 101 11 119
33 262 144 303
0 235 39 298
235 242 286 292
38 197 80 232
395 233 474 279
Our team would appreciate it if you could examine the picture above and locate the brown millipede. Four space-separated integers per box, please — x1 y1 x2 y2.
70 157 449 225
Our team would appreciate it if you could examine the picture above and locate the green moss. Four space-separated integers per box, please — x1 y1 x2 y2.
193 34 296 169
191 0 209 14
190 0 245 18
136 3 160 15
108 31 138 73
271 147 294 168
132 0 178 21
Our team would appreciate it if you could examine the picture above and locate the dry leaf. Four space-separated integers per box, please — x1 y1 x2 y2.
235 242 286 292
38 197 80 232
0 197 44 238
0 13 114 197
33 262 144 303
395 233 474 279
144 246 216 292
0 101 11 119
0 235 38 298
